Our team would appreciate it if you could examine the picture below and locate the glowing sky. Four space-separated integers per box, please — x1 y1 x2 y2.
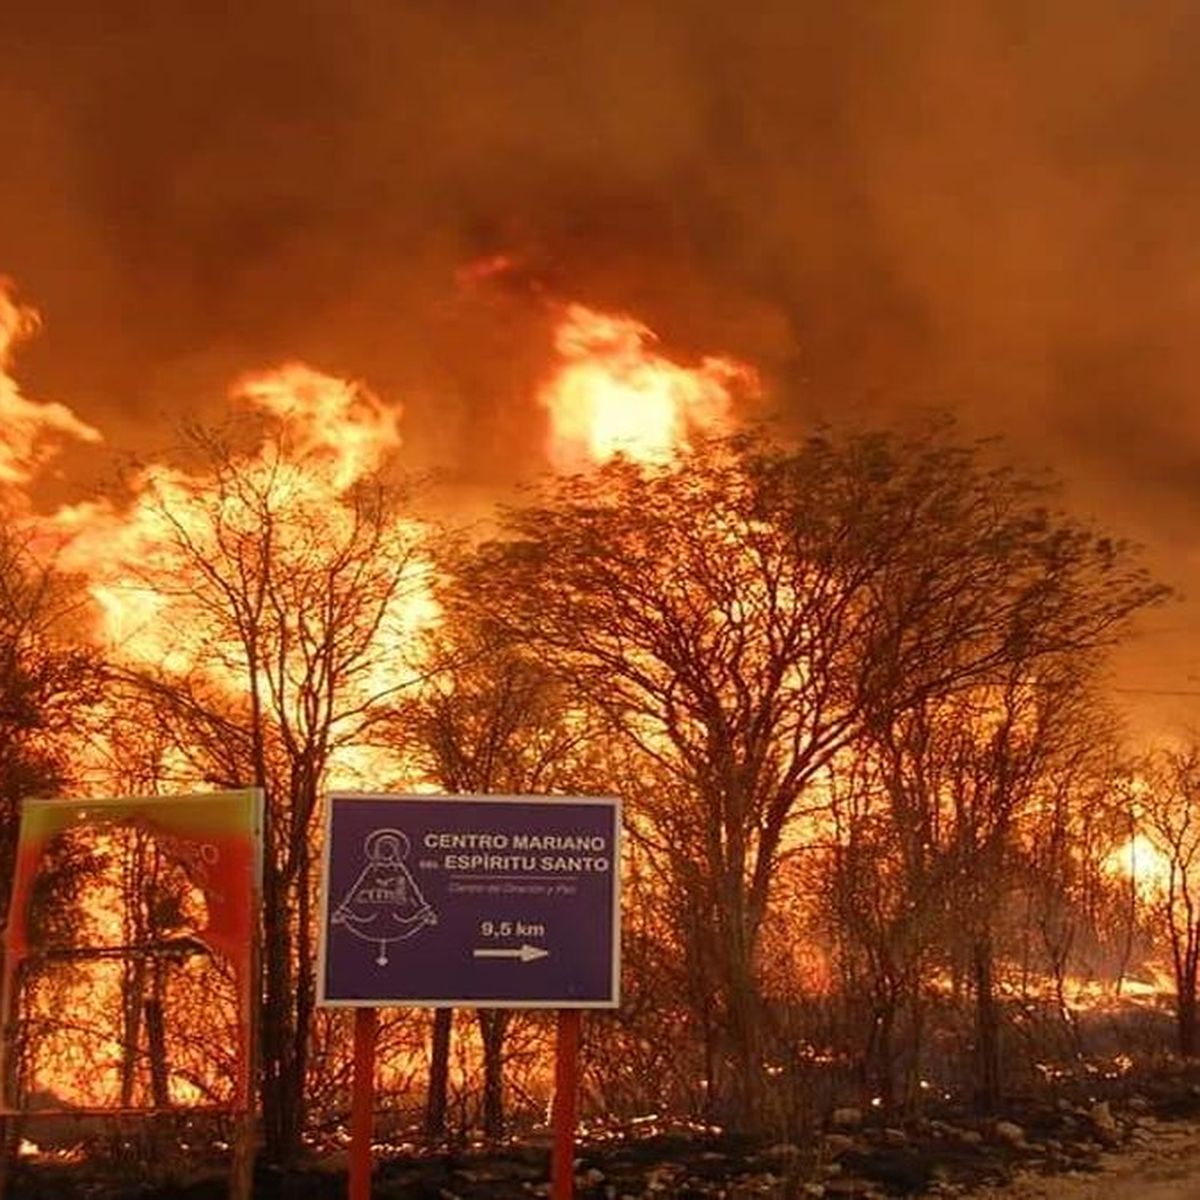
2 0 1199 728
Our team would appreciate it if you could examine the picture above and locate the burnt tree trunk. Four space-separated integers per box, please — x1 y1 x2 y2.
120 953 147 1108
723 935 766 1130
478 1009 510 1140
868 994 898 1112
972 938 1001 1112
145 997 169 1108
1177 988 1198 1059
260 858 299 1163
424 1008 452 1141
1168 918 1200 1059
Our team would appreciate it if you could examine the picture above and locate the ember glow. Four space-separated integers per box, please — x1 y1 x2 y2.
539 303 756 469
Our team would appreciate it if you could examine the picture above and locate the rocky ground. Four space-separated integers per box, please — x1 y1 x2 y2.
9 1073 1200 1198
973 1116 1200 1199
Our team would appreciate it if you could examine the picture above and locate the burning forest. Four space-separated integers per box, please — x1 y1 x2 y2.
4 4 1200 1197
0 263 1195 1195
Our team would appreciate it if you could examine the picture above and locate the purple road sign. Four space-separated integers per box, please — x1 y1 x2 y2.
318 795 621 1008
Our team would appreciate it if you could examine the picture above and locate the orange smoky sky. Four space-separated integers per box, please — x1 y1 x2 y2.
2 1 1199 729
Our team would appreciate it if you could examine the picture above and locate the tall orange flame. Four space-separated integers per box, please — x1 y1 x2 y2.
44 362 432 730
539 303 756 469
3 298 432 1107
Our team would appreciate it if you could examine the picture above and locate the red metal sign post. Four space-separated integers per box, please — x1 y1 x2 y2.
551 1008 582 1200
349 1006 378 1200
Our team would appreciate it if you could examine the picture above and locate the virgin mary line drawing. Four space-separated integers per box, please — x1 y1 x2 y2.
332 828 437 965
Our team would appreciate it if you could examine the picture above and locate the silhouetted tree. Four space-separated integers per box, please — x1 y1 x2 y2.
838 666 1114 1109
1141 746 1200 1058
458 423 1164 1129
0 526 98 897
110 416 429 1163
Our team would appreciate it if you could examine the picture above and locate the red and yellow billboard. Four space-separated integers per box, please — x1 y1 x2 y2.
0 790 262 1111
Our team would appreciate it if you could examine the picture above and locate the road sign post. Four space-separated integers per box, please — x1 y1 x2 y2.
349 1007 378 1200
552 1008 582 1200
319 795 621 1200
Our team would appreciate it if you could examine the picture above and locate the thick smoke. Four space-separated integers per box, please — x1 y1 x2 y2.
2 0 1198 722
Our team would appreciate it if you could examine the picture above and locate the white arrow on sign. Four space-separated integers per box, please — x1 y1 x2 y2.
472 944 549 963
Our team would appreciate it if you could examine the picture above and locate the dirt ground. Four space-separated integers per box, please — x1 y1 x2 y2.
974 1117 1200 1199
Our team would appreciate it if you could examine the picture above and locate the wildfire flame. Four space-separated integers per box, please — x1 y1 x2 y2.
6 266 1197 1118
1 270 763 1110
538 303 756 469
0 283 101 492
41 361 422 692
1 293 436 1106
4 280 760 785
236 362 404 490
1106 833 1174 900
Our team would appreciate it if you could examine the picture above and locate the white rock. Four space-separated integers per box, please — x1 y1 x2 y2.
763 1142 802 1160
994 1120 1025 1146
823 1133 856 1157
831 1106 863 1131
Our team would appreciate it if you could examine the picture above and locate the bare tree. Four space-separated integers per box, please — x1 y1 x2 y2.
1141 746 1200 1058
458 424 1164 1128
0 522 101 1172
0 525 98 894
1015 713 1124 1060
110 422 429 1163
844 663 1116 1109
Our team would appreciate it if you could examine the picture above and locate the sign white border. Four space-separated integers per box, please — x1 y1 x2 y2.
317 793 621 1009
